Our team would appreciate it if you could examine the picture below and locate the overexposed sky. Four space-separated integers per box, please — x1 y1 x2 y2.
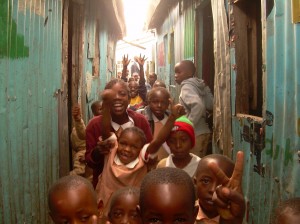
123 0 149 38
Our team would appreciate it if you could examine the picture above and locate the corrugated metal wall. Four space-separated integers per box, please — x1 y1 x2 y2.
230 0 300 223
0 0 62 223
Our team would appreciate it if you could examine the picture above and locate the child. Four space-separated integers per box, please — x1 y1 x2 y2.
95 89 185 217
139 167 198 223
122 54 147 111
85 78 153 188
138 87 172 161
194 152 245 223
272 197 300 224
174 60 213 158
157 115 200 178
70 101 101 177
48 175 99 224
139 152 245 224
108 187 142 224
152 80 166 88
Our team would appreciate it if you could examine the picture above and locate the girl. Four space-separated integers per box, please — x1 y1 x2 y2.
96 89 185 218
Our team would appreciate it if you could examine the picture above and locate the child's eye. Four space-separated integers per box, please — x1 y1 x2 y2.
113 211 123 218
200 178 210 184
130 211 139 218
174 217 187 223
79 215 90 222
148 217 162 223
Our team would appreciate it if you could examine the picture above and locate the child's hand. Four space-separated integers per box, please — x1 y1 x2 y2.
209 151 245 224
135 54 147 66
72 105 81 121
122 54 130 67
94 140 114 155
169 99 186 119
101 89 116 108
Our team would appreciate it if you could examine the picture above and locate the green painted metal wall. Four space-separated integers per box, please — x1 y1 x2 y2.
0 0 62 223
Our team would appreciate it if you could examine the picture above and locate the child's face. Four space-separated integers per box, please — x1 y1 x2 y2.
140 183 197 224
194 159 224 218
174 63 190 85
93 103 102 116
167 131 192 160
109 194 142 224
149 91 169 120
117 131 144 164
110 83 129 116
129 81 139 98
49 186 98 224
277 210 300 224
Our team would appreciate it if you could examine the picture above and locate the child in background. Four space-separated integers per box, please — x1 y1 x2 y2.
95 89 185 218
108 187 142 224
139 152 245 224
272 197 300 224
152 80 166 88
48 175 99 224
138 87 173 161
70 101 102 177
122 54 147 111
157 116 200 178
174 60 213 158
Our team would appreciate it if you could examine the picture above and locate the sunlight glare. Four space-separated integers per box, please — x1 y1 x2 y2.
123 0 149 39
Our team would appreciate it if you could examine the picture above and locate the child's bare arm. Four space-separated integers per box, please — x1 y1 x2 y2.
136 54 147 102
121 54 130 82
209 151 245 224
72 105 86 140
100 89 116 140
146 100 185 155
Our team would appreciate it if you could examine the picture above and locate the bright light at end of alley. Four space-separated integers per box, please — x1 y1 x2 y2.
123 0 149 39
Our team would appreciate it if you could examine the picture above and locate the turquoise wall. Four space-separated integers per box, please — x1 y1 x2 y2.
0 0 62 223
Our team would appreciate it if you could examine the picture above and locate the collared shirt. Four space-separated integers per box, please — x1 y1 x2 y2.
196 200 219 223
111 112 134 131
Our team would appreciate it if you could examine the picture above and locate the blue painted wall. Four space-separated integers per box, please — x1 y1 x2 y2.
0 0 62 222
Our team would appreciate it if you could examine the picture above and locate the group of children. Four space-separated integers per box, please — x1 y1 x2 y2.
61 57 299 224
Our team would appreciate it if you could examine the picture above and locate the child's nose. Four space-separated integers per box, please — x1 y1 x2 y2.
120 214 130 224
209 182 218 194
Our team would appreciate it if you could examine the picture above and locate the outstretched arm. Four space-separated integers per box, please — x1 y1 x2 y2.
121 54 130 82
209 151 245 224
136 54 147 102
146 101 185 155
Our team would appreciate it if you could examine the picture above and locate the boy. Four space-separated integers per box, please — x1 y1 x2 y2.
272 197 300 224
194 154 235 222
139 152 245 224
174 60 213 158
48 175 99 224
157 115 200 177
108 187 142 224
138 87 173 161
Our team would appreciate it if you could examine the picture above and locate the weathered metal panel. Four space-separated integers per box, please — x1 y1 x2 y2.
230 0 300 223
0 0 62 223
184 2 195 60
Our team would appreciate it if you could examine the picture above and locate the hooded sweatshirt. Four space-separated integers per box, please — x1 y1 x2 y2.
179 77 213 136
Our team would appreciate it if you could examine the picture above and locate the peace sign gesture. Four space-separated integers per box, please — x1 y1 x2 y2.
209 151 245 224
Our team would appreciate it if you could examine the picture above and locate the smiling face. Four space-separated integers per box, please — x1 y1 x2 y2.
109 82 129 116
117 131 144 165
148 90 169 120
109 193 142 224
167 131 192 160
140 183 197 224
49 185 98 224
128 81 139 98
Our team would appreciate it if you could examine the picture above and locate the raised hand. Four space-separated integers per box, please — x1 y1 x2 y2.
169 99 186 119
122 54 130 67
72 104 82 121
135 54 147 66
209 151 245 224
